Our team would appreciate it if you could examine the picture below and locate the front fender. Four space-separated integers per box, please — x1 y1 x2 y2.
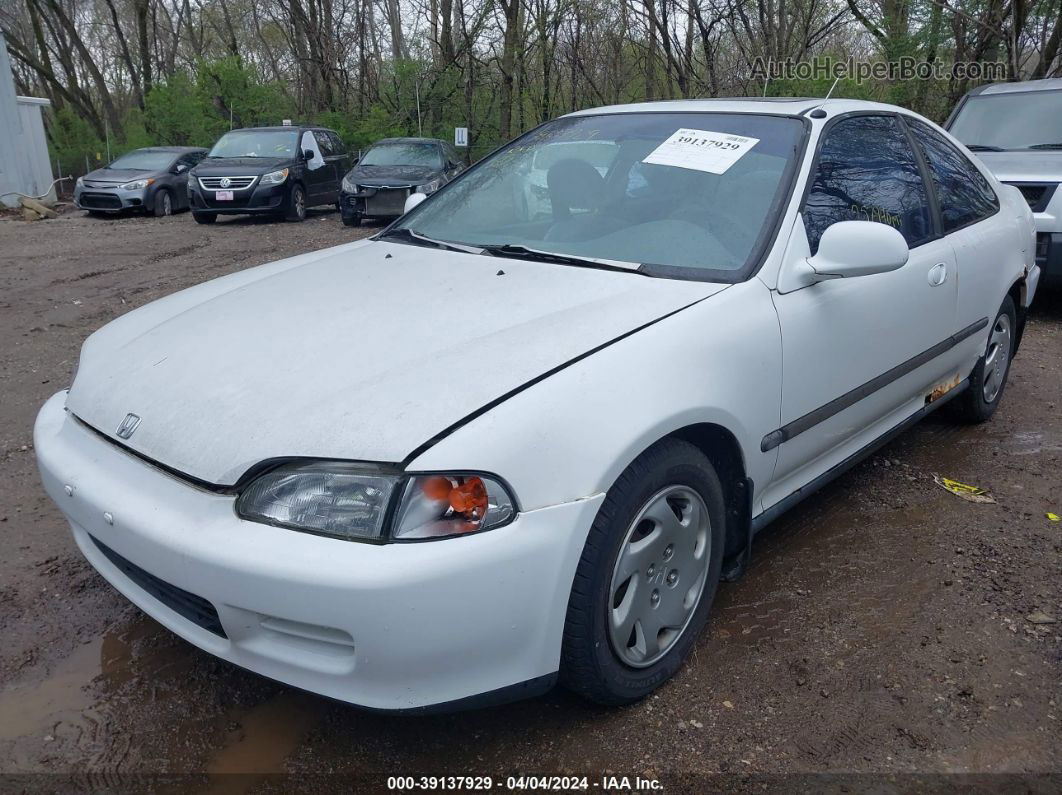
407 278 783 514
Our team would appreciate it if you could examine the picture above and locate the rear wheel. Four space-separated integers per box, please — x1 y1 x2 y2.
286 184 306 222
192 212 217 225
152 189 172 218
342 212 362 227
952 296 1016 423
560 438 725 705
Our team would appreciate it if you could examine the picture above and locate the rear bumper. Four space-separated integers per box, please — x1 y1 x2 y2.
34 392 599 711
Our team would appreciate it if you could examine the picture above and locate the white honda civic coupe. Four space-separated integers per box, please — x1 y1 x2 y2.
36 98 1037 712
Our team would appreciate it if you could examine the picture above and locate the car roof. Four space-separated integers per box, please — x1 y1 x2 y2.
229 126 335 134
372 137 446 146
563 96 912 118
133 146 207 153
968 77 1062 96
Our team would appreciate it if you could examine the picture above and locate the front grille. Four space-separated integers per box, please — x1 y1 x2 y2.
1036 232 1050 266
79 192 123 209
198 175 257 191
364 187 410 216
83 181 120 189
89 535 227 638
1004 182 1057 213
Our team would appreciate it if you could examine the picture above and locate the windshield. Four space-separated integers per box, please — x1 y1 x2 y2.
361 143 443 168
394 112 804 279
108 150 175 170
209 130 299 158
950 90 1062 150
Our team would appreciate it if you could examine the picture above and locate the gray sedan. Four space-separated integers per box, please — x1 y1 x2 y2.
75 147 207 217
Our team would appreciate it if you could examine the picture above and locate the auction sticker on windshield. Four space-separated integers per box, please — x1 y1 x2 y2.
643 128 759 174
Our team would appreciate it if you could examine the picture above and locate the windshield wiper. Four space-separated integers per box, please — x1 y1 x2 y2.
377 226 484 254
480 243 646 274
1028 143 1062 150
965 144 1005 152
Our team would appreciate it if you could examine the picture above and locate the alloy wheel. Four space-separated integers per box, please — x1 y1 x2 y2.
607 485 711 668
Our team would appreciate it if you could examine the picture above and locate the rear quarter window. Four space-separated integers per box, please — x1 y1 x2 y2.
907 118 999 233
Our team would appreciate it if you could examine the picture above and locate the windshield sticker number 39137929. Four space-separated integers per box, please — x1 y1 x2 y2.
642 129 760 174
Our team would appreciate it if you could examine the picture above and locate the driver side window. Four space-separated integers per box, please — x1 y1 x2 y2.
803 115 933 254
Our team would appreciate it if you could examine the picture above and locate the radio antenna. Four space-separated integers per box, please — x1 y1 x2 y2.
810 77 841 113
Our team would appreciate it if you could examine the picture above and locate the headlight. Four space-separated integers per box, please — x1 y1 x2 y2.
341 173 358 193
415 178 442 195
120 178 155 190
236 462 516 542
187 174 196 190
261 168 289 185
75 176 84 188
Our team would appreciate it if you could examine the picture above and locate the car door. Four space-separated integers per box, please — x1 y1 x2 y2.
905 118 1009 352
172 153 201 208
764 113 961 510
300 130 330 204
328 131 352 184
313 130 344 203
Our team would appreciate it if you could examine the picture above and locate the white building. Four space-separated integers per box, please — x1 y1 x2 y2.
0 35 55 208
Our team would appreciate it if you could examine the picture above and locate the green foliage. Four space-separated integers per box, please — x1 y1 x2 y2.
46 106 103 176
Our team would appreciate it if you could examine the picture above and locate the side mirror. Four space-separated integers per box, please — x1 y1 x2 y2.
303 149 316 161
404 193 427 214
807 221 909 281
174 163 188 174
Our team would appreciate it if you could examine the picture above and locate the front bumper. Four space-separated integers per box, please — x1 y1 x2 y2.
1034 232 1062 288
74 185 150 212
34 392 600 711
340 186 412 219
189 182 288 215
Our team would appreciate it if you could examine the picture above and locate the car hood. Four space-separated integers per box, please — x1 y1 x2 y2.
82 167 161 184
67 240 725 485
194 157 291 175
972 151 1062 183
347 164 439 185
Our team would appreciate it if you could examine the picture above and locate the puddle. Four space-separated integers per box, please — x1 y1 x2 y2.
199 690 327 792
0 636 103 742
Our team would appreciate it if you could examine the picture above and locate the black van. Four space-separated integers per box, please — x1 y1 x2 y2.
188 125 351 223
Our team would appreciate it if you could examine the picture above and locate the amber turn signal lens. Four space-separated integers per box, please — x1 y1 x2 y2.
448 476 488 519
421 475 453 501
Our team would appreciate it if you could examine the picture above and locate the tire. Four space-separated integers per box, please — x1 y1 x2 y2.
952 295 1016 423
342 212 362 227
192 212 217 225
286 184 306 222
152 189 172 218
560 438 726 705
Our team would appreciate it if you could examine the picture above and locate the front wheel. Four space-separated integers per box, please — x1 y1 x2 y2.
560 438 725 705
286 184 306 222
342 212 362 227
152 189 173 217
952 295 1016 423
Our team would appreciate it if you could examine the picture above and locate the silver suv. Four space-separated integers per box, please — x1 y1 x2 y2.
947 78 1062 295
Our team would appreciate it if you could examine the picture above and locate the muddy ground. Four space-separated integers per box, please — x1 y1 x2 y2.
0 206 1059 793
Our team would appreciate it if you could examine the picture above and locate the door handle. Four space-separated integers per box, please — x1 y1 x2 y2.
928 262 948 286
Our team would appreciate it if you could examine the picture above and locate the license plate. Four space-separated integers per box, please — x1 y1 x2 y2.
215 190 234 201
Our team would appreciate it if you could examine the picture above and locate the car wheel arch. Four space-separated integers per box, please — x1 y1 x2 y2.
644 422 753 581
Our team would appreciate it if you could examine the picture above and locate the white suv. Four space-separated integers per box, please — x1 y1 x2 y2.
948 78 1062 296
